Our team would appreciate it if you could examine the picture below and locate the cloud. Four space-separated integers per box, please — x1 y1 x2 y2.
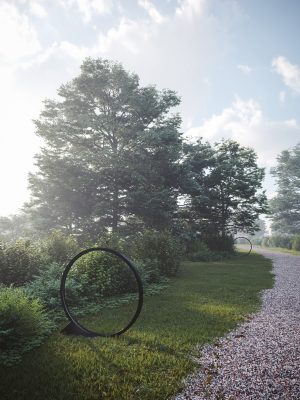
0 0 244 214
97 18 148 54
138 0 167 24
184 97 300 171
272 56 300 94
175 0 206 20
28 1 47 18
75 0 232 125
59 0 113 23
0 3 41 62
279 90 286 103
237 64 252 75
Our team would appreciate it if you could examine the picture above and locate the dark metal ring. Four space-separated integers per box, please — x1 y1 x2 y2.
60 247 143 338
233 237 252 256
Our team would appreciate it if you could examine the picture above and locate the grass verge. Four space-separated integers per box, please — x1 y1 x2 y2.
0 253 273 400
254 245 300 256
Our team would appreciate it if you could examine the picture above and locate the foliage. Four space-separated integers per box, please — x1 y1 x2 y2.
180 139 267 237
25 257 164 322
132 230 182 276
25 263 82 316
203 234 234 252
270 143 300 234
292 235 300 251
260 234 294 249
25 58 182 239
269 234 293 249
249 237 262 245
0 240 46 286
0 254 273 399
0 213 34 242
40 230 80 264
70 250 138 298
185 239 230 261
0 287 53 366
261 236 270 247
134 258 162 284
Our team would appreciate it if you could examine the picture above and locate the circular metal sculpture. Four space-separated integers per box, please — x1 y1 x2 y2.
233 237 252 256
60 247 143 338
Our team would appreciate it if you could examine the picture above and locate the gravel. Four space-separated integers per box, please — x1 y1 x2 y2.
175 249 300 400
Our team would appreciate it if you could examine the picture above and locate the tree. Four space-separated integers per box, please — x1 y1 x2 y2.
181 139 267 237
270 143 300 234
0 214 34 241
25 58 182 239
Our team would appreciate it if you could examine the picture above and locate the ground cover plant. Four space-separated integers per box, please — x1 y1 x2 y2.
0 253 273 400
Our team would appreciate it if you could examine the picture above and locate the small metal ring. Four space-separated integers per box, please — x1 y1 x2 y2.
60 247 143 337
233 237 252 256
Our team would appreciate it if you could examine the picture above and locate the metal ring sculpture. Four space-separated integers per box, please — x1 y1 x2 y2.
60 247 143 338
233 237 252 256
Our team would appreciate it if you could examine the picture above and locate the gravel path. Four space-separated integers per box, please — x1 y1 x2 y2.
175 249 300 400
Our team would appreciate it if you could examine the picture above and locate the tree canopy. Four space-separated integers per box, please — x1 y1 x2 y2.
270 143 300 234
25 58 182 239
23 57 267 242
180 139 267 237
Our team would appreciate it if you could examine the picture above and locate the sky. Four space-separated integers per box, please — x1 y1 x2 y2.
0 0 300 217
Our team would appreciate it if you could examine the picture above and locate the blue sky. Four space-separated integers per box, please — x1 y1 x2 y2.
0 0 300 216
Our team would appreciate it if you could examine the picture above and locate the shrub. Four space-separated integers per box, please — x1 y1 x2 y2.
0 286 54 366
132 230 182 277
269 234 293 249
251 237 263 245
202 235 234 253
25 263 83 315
292 235 300 251
25 253 162 317
41 230 80 264
70 250 139 299
135 259 162 284
185 240 231 262
262 236 270 247
186 239 209 255
0 240 46 286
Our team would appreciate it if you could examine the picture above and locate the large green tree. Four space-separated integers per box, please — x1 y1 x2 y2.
270 143 300 234
181 139 267 237
25 58 182 238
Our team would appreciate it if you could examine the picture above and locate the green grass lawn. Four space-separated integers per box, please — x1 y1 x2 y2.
0 254 273 400
254 245 300 256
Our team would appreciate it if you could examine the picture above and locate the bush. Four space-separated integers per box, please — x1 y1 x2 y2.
25 251 163 316
262 236 270 247
185 241 231 262
25 263 83 315
0 240 46 286
41 230 80 264
269 234 293 249
134 259 162 284
202 235 234 253
292 235 300 251
70 250 139 299
0 286 54 366
251 237 263 245
186 239 209 255
132 230 182 277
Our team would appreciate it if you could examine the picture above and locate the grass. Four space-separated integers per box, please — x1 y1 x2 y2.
255 245 300 256
0 253 273 400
